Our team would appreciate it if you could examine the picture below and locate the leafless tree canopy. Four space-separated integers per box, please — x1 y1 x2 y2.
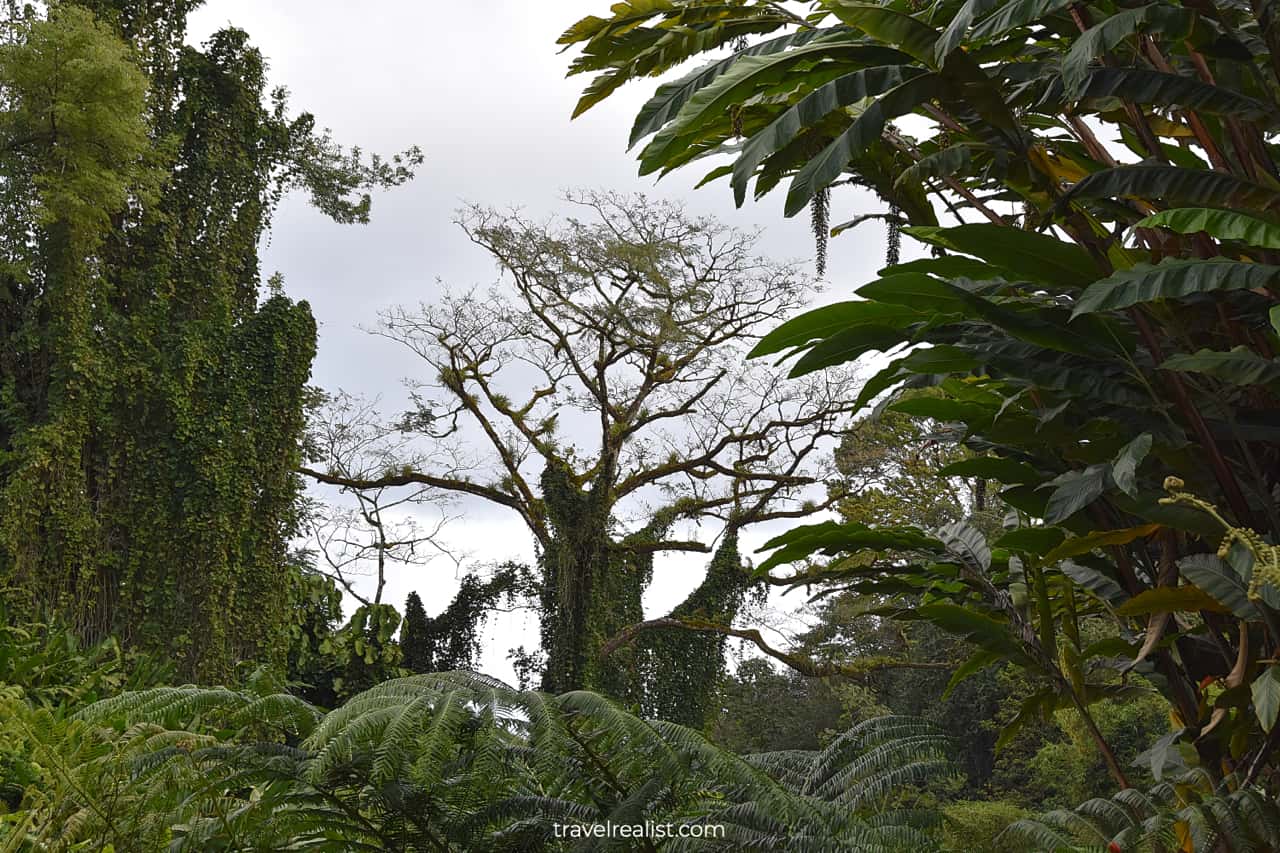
305 191 856 551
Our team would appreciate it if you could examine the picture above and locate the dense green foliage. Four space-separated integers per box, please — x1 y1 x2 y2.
0 615 958 851
565 0 1280 846
0 0 417 679
6 0 1280 847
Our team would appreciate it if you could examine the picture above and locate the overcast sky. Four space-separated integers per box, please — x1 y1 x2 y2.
185 1 899 682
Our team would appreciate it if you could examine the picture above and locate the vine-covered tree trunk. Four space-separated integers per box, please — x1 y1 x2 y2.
0 3 401 679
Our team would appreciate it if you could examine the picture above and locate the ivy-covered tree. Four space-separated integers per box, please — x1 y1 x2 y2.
399 568 525 674
304 191 854 721
0 1 419 679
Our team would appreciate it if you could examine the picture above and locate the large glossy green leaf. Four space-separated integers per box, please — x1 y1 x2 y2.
881 255 1007 280
1136 208 1280 250
829 2 942 66
783 73 941 216
1044 523 1161 562
996 526 1067 555
1042 463 1109 523
969 0 1074 41
939 457 1043 484
889 396 995 424
756 521 944 574
1179 554 1260 620
1061 5 1194 97
897 345 982 374
1077 68 1275 121
1073 259 1280 316
977 343 1151 407
788 325 908 376
750 300 926 358
1061 559 1128 608
943 649 1002 699
956 291 1119 357
628 27 840 147
856 272 971 314
915 603 1030 663
934 0 1001 63
1253 666 1280 732
732 65 928 205
1110 433 1151 498
1061 165 1280 215
902 224 1097 289
1161 347 1280 387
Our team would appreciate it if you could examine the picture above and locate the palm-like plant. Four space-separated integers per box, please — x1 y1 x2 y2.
1 672 955 851
1007 769 1280 852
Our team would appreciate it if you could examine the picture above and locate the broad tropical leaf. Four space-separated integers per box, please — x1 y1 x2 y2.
1136 208 1280 250
903 223 1098 289
1072 259 1280 315
1161 347 1280 387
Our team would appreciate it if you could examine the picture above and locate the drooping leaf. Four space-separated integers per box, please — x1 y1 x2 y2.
996 526 1067 556
1045 524 1161 563
1061 5 1195 97
1135 208 1280 250
750 300 927 358
939 457 1043 484
788 325 908 376
1134 729 1187 782
902 223 1097 289
1253 666 1280 733
943 649 1002 698
756 520 944 574
1072 259 1280 316
1061 165 1280 216
969 0 1074 42
856 272 971 314
894 143 980 190
1042 463 1110 523
896 345 981 374
937 520 993 572
1115 585 1228 616
732 65 929 205
1110 433 1152 498
1160 347 1280 387
934 0 1001 63
890 396 995 425
1061 559 1128 607
997 689 1057 749
627 27 840 147
783 73 941 216
1077 68 1275 122
639 42 909 173
1179 554 1260 620
829 2 944 66
916 603 1029 664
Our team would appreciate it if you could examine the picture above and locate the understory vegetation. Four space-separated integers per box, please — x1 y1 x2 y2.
3 0 1280 849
